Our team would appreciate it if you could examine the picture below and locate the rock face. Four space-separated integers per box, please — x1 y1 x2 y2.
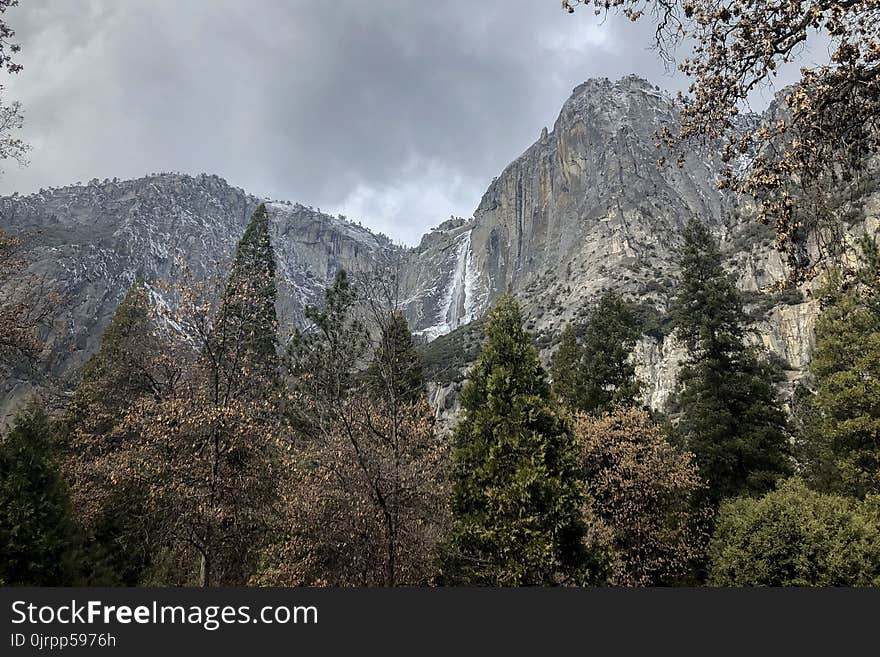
2 75 877 422
407 76 869 415
399 217 486 340
0 175 398 418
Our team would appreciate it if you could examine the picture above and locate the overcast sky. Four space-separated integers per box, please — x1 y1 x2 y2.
0 1 812 244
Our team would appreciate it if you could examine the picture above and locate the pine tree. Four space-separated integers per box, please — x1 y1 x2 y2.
550 324 583 408
551 291 641 414
287 269 370 432
802 236 880 497
365 310 425 405
64 281 174 585
125 204 285 585
66 281 174 443
206 202 279 391
671 219 791 505
0 404 83 585
443 296 597 585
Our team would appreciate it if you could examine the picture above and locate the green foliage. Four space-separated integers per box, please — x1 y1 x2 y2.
675 357 791 504
672 220 748 361
630 300 675 341
63 281 168 586
207 203 280 388
365 311 425 405
0 405 84 586
87 484 160 586
742 286 806 322
442 296 599 585
287 270 371 427
671 220 791 505
551 291 641 414
709 478 880 586
729 221 776 254
67 281 167 433
419 318 485 385
550 325 582 409
800 236 880 497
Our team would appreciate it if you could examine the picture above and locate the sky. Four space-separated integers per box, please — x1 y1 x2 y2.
0 1 815 245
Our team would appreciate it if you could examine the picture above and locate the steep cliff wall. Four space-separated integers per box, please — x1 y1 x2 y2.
3 76 877 424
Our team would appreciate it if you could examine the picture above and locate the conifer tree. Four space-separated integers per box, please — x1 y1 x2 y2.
125 204 285 585
365 310 425 405
550 324 583 409
801 236 880 497
205 202 279 392
66 281 174 442
671 220 791 505
0 404 83 585
64 281 176 585
443 296 597 585
551 291 641 414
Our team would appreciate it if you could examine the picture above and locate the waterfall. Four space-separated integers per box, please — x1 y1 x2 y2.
420 229 475 341
445 230 471 329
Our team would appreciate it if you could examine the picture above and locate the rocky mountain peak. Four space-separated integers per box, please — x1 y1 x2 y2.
3 76 874 425
560 75 673 136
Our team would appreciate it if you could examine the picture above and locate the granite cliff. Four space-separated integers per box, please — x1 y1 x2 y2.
2 75 878 423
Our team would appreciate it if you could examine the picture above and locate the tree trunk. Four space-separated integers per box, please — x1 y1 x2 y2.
199 552 210 587
384 536 395 587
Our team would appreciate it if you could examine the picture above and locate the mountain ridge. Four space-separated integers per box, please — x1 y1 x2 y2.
2 75 877 423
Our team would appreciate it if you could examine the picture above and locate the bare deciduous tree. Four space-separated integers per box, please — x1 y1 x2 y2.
254 396 447 587
255 268 448 587
574 407 708 586
0 0 28 168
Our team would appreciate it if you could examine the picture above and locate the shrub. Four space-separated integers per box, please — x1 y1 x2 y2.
709 479 880 586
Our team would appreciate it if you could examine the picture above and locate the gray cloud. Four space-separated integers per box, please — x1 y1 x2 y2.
0 1 731 243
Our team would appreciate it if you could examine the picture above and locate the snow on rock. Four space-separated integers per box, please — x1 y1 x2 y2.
415 228 485 341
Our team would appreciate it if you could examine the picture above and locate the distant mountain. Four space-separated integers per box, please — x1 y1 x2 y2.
0 174 397 417
3 75 877 423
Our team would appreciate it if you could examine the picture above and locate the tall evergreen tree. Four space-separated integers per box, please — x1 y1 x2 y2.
205 202 279 392
551 324 584 410
443 296 598 585
801 236 880 497
551 291 641 414
365 310 425 405
64 281 174 585
66 281 174 440
671 220 791 505
0 404 83 585
124 204 285 585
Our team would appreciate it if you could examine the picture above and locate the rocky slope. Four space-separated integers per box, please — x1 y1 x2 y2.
407 76 860 418
2 75 877 423
0 174 398 418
